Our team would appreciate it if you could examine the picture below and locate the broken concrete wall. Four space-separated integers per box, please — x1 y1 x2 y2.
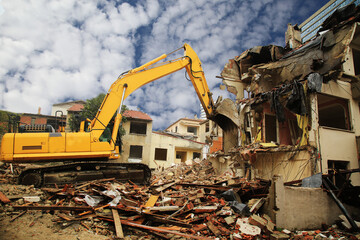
285 24 302 49
264 175 360 230
307 80 360 185
212 98 239 154
252 149 313 182
208 154 231 176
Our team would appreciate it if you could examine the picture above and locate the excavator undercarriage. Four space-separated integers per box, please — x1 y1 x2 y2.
18 161 151 187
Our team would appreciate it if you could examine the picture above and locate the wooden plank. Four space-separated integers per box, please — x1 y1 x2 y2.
120 219 213 240
178 183 240 191
146 215 192 228
146 206 179 212
13 205 92 211
0 191 11 204
143 195 159 214
250 198 266 213
112 209 124 239
10 211 27 222
78 204 110 216
55 213 97 222
112 206 191 228
207 221 221 236
154 181 178 193
144 195 159 207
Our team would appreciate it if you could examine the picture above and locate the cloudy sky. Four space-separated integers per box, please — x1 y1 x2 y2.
0 0 328 129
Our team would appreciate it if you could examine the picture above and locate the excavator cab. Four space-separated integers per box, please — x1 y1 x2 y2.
79 118 91 132
99 128 112 142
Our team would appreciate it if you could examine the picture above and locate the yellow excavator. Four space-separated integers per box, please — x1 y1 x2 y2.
0 43 233 187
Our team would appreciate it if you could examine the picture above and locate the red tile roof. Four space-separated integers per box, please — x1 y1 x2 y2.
123 110 152 121
67 103 84 112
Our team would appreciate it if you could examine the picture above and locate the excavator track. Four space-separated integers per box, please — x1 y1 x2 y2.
18 162 151 187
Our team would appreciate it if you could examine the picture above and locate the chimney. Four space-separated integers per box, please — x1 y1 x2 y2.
38 107 41 115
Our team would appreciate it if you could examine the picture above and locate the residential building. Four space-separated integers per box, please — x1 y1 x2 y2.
19 113 65 132
165 117 204 141
165 117 224 155
149 131 205 169
120 110 153 165
51 100 85 132
51 100 86 116
65 103 84 132
199 119 223 153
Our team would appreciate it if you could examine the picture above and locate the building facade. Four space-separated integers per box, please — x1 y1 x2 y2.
218 4 360 186
149 131 205 169
165 118 204 141
120 110 153 165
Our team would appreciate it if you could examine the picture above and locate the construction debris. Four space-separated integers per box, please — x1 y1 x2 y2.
0 160 359 240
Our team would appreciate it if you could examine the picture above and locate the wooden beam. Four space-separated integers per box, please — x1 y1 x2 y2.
154 180 179 193
0 191 10 204
112 209 124 239
13 205 92 211
120 219 213 240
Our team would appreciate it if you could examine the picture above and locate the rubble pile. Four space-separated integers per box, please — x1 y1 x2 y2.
0 162 20 185
0 161 359 239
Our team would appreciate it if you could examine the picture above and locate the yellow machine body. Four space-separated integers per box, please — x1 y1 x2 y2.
1 132 115 162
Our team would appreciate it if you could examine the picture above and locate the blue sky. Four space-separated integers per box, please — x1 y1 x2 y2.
0 0 329 129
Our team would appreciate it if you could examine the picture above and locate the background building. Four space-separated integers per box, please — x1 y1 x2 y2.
300 0 360 43
120 110 153 165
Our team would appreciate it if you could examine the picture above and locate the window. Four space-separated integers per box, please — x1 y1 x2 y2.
245 112 252 129
176 151 186 162
129 145 143 159
288 118 301 145
353 49 360 76
318 94 351 130
129 121 147 134
187 126 197 135
193 152 201 159
328 160 349 188
265 114 277 142
154 148 167 161
175 126 178 133
205 122 209 132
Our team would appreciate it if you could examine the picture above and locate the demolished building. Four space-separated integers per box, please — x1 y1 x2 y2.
206 3 360 229
215 3 360 185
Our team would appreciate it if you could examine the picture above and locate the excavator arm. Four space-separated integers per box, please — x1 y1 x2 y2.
89 43 215 148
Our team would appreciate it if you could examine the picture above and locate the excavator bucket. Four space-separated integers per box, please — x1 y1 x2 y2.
210 98 239 154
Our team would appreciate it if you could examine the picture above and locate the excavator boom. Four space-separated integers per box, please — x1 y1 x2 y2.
90 44 215 146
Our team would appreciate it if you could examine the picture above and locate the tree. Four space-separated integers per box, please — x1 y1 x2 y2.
68 93 128 140
0 111 20 144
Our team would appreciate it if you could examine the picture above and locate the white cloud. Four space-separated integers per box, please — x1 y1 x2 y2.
0 0 323 129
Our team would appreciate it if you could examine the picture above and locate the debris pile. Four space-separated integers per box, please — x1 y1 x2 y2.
0 160 359 239
0 162 20 185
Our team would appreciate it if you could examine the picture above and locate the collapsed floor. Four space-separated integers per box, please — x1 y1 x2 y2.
0 161 359 240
